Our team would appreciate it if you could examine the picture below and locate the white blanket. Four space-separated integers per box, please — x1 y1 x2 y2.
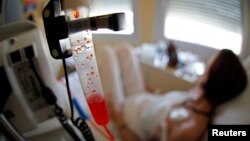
122 91 194 141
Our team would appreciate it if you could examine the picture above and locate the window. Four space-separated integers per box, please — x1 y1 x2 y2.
164 0 243 54
89 0 134 35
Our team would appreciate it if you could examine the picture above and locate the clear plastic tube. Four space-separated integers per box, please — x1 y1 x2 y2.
66 7 109 126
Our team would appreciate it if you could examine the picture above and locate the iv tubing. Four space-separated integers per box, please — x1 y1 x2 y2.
103 125 115 141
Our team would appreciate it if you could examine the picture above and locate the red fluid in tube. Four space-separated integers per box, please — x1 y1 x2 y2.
87 93 109 125
73 8 80 18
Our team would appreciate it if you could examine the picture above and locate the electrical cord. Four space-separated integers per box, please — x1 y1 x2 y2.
62 58 74 121
61 57 95 141
74 118 95 141
54 104 82 141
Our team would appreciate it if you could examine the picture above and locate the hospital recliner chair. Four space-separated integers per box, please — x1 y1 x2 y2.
96 43 250 141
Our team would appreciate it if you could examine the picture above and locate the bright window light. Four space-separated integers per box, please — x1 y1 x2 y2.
164 15 242 54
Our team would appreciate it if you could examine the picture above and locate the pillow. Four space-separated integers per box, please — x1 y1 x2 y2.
212 58 250 124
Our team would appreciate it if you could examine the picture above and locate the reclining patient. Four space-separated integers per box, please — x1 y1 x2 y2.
107 49 248 141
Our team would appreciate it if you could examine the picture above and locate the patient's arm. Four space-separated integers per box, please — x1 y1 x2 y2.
166 108 209 141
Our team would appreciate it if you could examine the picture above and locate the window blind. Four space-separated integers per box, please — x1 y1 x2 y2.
166 0 243 33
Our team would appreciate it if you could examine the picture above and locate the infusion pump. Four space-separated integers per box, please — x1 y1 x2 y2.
0 21 68 140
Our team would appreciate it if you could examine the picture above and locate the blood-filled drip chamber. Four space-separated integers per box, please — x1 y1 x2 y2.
65 7 109 126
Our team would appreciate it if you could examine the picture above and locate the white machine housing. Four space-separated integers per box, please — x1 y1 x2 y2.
0 21 66 136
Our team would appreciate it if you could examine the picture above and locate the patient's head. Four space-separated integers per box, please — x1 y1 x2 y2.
199 49 248 107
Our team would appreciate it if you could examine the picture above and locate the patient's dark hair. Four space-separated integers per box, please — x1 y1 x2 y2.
202 49 248 107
